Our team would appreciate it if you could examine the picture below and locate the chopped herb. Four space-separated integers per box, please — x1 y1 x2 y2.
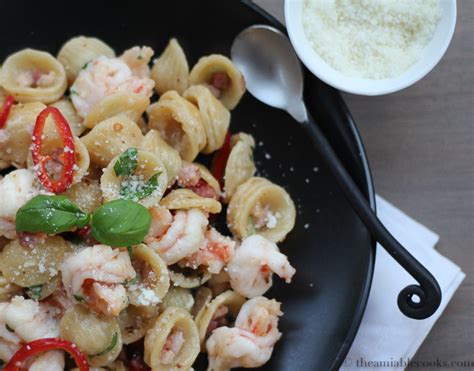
6 324 14 333
28 284 43 300
69 88 78 96
247 217 257 235
137 54 143 60
81 60 91 70
90 332 118 358
73 294 86 303
114 148 138 177
119 172 161 201
123 276 138 286
127 246 133 259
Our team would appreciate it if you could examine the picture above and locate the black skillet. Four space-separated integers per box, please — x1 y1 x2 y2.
0 0 438 370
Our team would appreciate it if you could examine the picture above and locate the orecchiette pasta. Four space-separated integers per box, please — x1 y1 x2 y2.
183 85 230 154
227 177 296 242
147 91 206 162
50 98 85 136
191 286 213 317
81 115 143 167
118 304 160 345
0 49 67 103
159 286 195 313
60 305 122 367
83 93 149 129
57 36 116 84
62 178 102 213
0 37 296 371
25 275 61 301
0 102 46 168
194 290 246 348
168 265 212 289
139 129 182 186
0 236 70 287
144 307 200 370
101 149 168 207
224 132 256 201
161 188 222 214
127 244 170 307
0 274 22 301
151 38 189 95
206 271 232 297
189 54 246 110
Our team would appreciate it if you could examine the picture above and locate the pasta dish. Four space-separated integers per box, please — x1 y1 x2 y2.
0 36 296 371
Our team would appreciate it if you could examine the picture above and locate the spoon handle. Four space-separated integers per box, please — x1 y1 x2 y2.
304 113 441 319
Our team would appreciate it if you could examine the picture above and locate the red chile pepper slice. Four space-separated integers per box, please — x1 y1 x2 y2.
3 338 89 371
0 95 14 129
211 131 231 188
31 107 75 193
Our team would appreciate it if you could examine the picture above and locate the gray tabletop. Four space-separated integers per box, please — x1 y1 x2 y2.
254 0 473 368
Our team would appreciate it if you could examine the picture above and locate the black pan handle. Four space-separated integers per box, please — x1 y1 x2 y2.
304 113 441 319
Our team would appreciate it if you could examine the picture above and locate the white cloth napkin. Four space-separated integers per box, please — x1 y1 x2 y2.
341 195 465 371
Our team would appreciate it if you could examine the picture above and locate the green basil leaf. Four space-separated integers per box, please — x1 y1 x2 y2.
90 332 118 358
119 172 161 201
16 195 90 234
27 284 43 300
127 246 133 259
114 148 138 177
91 199 151 247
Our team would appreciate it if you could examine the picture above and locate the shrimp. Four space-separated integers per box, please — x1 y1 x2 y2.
226 235 295 298
145 205 173 241
70 55 155 118
206 327 271 371
0 169 43 239
0 296 64 369
61 245 136 316
206 297 282 370
160 328 185 365
28 350 65 371
146 209 208 265
120 46 154 78
234 297 282 348
179 228 235 274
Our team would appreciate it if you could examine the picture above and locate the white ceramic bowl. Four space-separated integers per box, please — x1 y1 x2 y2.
284 0 457 96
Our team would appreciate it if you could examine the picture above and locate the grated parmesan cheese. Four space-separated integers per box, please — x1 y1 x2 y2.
128 284 161 306
303 0 442 79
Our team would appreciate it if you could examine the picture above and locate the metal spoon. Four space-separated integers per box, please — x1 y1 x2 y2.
231 25 441 320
